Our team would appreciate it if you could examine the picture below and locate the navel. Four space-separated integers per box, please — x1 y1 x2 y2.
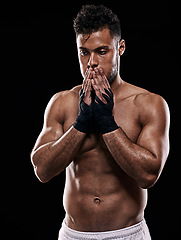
94 197 101 204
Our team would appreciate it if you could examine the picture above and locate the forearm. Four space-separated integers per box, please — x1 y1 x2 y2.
31 126 86 182
103 128 159 188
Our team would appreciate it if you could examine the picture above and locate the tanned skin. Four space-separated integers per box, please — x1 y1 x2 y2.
31 28 170 232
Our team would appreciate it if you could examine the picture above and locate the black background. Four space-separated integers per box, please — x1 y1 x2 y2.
2 1 180 239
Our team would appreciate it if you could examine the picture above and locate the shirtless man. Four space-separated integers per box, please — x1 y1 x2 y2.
31 5 170 240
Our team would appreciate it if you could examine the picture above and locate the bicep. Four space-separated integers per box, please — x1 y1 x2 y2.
32 93 64 151
136 95 170 166
33 123 63 152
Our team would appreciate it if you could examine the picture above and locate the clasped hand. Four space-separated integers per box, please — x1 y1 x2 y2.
73 67 118 134
82 67 110 106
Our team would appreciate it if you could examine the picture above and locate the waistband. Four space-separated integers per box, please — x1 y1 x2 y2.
60 219 148 239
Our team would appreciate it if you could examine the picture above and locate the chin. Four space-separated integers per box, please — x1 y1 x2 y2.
107 73 117 84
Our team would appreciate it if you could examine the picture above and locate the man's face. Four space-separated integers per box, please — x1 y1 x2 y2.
76 28 120 83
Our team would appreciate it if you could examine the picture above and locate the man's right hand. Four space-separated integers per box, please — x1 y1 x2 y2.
73 68 93 133
82 68 93 105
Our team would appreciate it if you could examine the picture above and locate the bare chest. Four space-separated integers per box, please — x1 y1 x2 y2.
63 96 141 153
114 97 141 142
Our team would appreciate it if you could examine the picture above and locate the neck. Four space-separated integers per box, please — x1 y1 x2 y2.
110 73 123 93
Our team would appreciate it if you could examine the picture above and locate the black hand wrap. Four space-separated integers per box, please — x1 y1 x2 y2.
73 89 93 133
93 88 119 134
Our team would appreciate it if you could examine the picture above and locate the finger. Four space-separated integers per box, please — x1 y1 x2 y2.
82 68 90 90
95 95 105 105
88 68 93 80
99 68 110 89
104 88 113 98
83 69 91 92
84 79 92 105
92 70 98 85
92 70 108 104
91 79 107 104
92 70 105 92
102 93 110 103
83 67 94 89
91 77 100 95
84 68 93 93
94 68 105 87
85 79 92 97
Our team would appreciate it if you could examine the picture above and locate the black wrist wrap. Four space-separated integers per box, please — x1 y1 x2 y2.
93 88 119 134
73 89 93 133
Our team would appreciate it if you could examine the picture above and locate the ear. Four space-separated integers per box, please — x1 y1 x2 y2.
119 39 125 56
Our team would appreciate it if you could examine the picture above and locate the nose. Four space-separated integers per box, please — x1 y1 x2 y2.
87 52 98 69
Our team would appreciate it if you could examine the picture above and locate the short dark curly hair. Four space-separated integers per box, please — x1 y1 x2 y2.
73 5 121 41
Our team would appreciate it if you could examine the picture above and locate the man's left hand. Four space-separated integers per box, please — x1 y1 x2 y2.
91 68 119 134
91 67 110 104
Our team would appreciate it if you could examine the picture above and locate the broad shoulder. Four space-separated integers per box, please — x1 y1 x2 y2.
119 81 149 99
44 85 81 125
122 81 168 110
133 88 169 120
48 85 81 108
50 85 81 104
129 82 169 127
121 81 170 126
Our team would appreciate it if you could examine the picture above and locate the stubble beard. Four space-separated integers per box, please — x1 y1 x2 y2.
107 58 119 84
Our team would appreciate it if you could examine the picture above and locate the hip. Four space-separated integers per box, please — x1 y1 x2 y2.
58 218 151 240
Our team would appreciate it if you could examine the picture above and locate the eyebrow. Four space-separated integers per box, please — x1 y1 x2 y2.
79 45 110 51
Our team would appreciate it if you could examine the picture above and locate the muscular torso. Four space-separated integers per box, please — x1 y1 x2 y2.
60 81 148 231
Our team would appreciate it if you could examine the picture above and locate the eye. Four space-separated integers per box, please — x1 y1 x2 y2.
98 50 107 55
80 50 89 56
